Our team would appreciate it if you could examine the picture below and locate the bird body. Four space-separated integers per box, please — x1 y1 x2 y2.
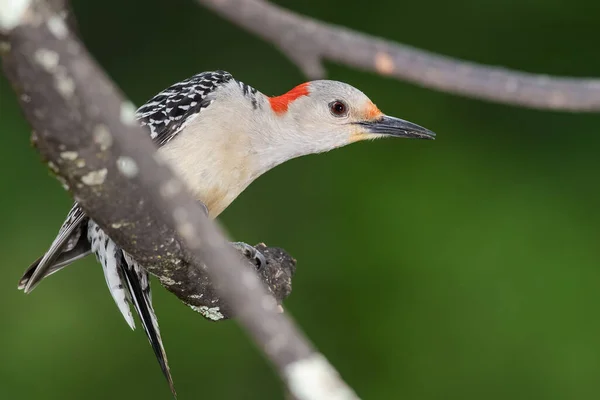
18 70 435 396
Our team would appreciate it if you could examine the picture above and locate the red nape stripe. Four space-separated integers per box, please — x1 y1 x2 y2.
268 82 310 114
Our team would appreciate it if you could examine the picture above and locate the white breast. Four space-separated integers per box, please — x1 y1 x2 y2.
157 108 260 218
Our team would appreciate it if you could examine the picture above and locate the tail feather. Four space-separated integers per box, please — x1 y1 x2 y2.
18 239 91 290
120 253 176 398
22 204 87 293
21 206 176 397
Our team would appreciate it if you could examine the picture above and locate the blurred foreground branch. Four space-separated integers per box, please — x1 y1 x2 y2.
198 0 600 112
0 1 358 399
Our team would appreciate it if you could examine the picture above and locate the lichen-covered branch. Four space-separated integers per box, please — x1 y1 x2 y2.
197 0 600 112
0 1 359 399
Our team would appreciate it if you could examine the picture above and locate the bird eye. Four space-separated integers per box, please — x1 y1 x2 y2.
329 101 348 117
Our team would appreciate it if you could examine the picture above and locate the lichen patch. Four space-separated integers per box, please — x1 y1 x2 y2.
116 156 139 178
60 151 78 161
190 305 224 321
47 16 67 39
120 101 137 125
81 168 107 185
34 49 59 72
0 0 32 32
56 75 75 98
93 124 112 151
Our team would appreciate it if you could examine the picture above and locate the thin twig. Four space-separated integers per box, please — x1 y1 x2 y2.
0 1 357 399
197 0 600 112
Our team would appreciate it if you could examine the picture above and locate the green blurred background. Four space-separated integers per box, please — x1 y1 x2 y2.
2 0 600 399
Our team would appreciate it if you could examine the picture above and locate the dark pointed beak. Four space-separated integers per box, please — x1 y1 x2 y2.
358 115 436 140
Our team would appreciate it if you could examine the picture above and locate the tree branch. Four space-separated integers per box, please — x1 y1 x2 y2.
197 0 600 112
0 1 357 398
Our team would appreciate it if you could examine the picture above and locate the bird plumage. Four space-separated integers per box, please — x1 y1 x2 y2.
18 70 435 397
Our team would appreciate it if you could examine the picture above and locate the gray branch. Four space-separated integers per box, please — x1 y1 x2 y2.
197 0 600 112
0 1 357 399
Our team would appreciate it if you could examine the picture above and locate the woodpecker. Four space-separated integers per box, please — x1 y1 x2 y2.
17 70 435 396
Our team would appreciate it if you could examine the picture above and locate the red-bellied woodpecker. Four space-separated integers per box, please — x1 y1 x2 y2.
17 70 435 396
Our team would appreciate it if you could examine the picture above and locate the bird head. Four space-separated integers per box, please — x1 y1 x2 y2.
266 80 435 156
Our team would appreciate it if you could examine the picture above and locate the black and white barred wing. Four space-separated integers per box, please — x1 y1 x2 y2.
136 70 233 146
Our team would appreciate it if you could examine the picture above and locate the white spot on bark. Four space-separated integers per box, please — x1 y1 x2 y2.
177 221 196 243
56 175 70 191
47 161 59 173
173 207 201 246
285 354 359 400
93 124 112 150
159 276 178 286
120 101 137 125
47 15 67 39
20 93 30 103
75 159 85 168
374 52 394 75
56 75 75 98
34 49 59 72
190 305 224 321
0 0 31 32
116 156 138 178
81 168 107 185
33 48 75 99
60 151 78 161
160 179 182 198
111 221 131 229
